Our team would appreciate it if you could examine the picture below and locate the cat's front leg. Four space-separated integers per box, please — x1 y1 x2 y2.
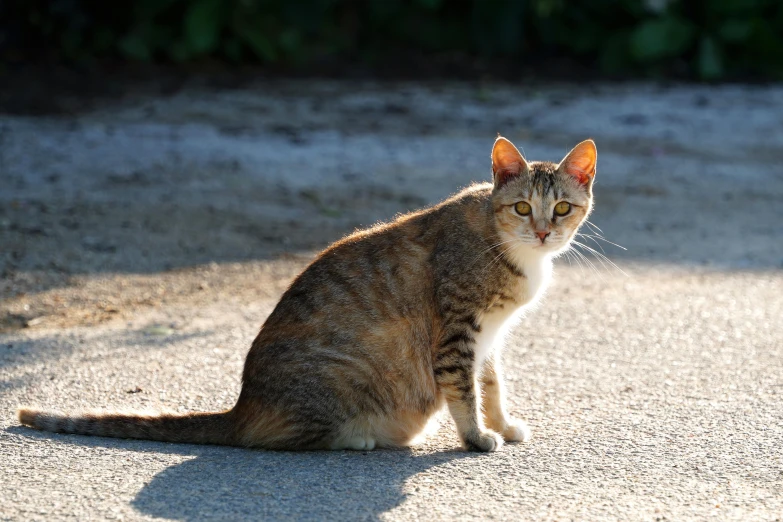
480 355 531 442
434 332 503 452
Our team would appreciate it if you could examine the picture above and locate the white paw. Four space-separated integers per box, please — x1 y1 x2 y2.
464 430 503 452
338 436 376 451
501 419 531 442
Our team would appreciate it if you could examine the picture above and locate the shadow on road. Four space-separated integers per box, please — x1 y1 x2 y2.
6 425 472 520
0 327 217 377
132 448 468 520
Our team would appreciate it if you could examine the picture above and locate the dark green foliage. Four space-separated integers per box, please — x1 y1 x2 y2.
1 0 782 80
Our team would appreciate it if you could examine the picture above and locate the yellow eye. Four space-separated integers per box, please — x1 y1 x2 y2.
554 201 571 216
514 202 532 216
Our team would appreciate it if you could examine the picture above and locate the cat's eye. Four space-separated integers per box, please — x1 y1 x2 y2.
514 202 532 216
554 201 571 216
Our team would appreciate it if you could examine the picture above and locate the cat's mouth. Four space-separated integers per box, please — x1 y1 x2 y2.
530 239 566 253
530 238 558 248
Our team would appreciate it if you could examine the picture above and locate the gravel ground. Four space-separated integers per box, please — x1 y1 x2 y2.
1 81 782 521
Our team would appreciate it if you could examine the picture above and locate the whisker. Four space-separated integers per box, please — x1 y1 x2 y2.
576 242 627 274
480 246 508 273
482 242 519 274
579 232 627 251
573 241 612 272
469 239 517 266
585 220 604 235
490 244 518 269
570 247 604 281
563 250 573 267
577 232 607 254
563 250 586 277
572 241 629 277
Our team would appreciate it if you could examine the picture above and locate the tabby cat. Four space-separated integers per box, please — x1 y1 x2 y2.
18 136 597 452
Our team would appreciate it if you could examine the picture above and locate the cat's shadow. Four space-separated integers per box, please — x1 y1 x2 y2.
7 426 473 521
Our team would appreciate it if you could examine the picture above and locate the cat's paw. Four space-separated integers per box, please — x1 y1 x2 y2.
464 430 504 452
331 436 376 451
501 418 531 442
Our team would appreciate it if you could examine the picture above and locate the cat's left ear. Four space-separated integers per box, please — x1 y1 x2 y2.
558 139 597 185
491 136 529 188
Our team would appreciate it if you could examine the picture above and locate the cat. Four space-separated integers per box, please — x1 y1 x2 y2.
18 136 597 452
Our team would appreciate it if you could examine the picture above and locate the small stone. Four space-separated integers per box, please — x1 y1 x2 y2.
143 325 174 336
25 316 49 327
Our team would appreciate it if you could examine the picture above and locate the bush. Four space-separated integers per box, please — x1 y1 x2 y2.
2 0 782 80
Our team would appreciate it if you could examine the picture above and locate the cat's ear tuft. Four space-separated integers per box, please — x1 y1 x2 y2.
558 139 597 185
491 136 529 188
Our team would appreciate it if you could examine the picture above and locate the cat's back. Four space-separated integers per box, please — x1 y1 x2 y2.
255 183 493 340
319 181 493 262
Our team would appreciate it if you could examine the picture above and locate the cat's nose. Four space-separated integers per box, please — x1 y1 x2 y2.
535 231 550 243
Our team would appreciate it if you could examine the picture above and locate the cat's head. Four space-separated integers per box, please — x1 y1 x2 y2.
490 136 596 256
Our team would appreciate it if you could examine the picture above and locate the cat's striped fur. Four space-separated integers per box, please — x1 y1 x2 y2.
18 137 597 452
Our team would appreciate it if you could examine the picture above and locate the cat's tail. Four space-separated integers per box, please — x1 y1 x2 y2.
17 407 238 446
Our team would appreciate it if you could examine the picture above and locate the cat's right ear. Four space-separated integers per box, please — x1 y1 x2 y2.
491 136 529 188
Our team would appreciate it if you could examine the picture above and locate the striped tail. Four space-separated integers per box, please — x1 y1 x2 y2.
17 407 238 446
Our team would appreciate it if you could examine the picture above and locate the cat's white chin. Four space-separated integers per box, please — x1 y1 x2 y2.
514 238 565 252
519 243 560 255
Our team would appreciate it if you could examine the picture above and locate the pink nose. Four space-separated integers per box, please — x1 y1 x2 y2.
536 231 550 242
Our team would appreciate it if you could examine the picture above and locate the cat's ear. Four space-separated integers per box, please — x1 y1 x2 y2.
491 136 529 188
558 139 597 185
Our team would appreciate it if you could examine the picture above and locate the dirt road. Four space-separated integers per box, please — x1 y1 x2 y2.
1 81 781 520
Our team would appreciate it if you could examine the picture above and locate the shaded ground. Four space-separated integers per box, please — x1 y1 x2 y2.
1 81 782 520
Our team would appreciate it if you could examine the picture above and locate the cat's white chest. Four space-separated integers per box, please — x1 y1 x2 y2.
516 254 552 305
473 255 552 366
